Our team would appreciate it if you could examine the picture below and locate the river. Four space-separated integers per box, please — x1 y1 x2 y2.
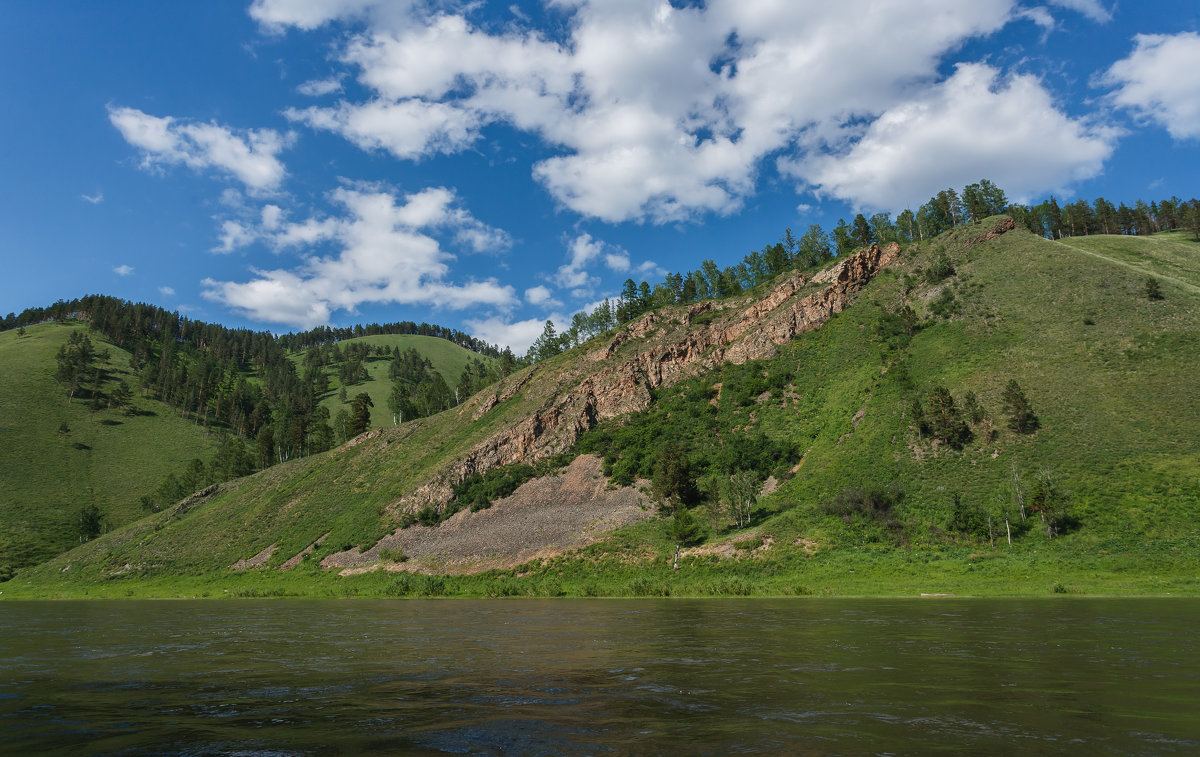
1 599 1197 754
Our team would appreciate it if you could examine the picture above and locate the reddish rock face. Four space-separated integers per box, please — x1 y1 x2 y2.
385 241 907 520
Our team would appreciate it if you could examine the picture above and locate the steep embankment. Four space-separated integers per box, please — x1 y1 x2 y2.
0 323 216 572
5 235 904 589
8 217 1199 598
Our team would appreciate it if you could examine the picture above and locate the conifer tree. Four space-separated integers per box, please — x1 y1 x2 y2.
349 392 373 436
927 386 972 448
1001 380 1039 434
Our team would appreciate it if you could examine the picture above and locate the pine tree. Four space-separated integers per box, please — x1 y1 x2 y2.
927 386 972 448
1001 380 1039 434
349 392 373 436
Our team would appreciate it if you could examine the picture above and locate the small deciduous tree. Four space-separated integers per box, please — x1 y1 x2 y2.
78 503 104 541
669 507 705 570
1030 469 1071 538
722 470 759 529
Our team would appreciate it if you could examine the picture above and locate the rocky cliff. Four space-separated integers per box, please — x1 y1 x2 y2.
324 241 905 555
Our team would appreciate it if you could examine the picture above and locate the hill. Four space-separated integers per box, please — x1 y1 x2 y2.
289 333 495 432
0 322 217 574
5 219 1199 598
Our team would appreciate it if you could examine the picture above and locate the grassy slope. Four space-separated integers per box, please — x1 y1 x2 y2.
6 224 1199 598
291 334 493 430
0 322 217 570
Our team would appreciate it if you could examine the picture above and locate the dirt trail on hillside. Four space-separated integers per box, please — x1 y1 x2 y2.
323 454 654 574
1053 238 1200 294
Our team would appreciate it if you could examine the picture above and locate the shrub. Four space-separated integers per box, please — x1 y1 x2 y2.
925 252 955 282
1145 277 1164 301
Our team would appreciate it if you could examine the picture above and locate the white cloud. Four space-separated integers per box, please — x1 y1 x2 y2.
463 314 552 355
266 1 1027 223
297 76 344 96
603 251 630 273
214 220 258 253
108 105 293 191
249 0 396 32
286 99 480 159
554 232 635 290
159 286 176 297
81 191 104 204
524 285 561 308
1102 32 1200 140
113 264 135 276
799 63 1118 209
202 186 516 328
261 204 284 230
1046 0 1112 23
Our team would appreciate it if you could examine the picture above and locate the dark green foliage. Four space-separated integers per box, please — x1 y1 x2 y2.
1030 470 1074 539
875 306 920 351
669 507 705 546
962 391 985 424
927 386 973 448
416 506 440 527
947 493 989 540
349 393 373 436
929 287 959 318
823 486 904 536
925 252 955 283
1145 277 1164 301
388 347 455 422
853 213 874 247
451 463 537 513
909 397 930 437
1001 380 1039 434
78 504 104 541
652 444 698 510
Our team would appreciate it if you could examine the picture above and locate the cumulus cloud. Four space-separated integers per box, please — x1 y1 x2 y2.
553 233 634 291
262 0 1033 223
158 286 176 297
799 63 1118 209
108 105 293 191
524 285 560 308
81 191 104 204
462 314 553 355
213 220 258 253
202 186 515 328
113 264 135 276
1101 32 1200 140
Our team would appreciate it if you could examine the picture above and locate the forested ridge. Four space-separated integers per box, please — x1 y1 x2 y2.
1 296 520 522
524 183 1200 362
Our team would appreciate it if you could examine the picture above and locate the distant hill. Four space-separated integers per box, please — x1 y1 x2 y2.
289 333 496 431
0 322 216 572
6 221 1200 597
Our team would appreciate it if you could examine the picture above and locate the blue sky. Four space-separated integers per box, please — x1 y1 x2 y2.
2 1 1198 352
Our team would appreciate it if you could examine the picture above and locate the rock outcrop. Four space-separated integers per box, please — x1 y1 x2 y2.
373 241 903 526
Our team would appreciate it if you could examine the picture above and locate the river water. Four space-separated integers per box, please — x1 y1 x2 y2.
1 599 1197 755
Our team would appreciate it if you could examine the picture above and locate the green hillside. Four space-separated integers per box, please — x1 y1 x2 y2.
290 333 494 431
5 222 1199 598
0 322 217 573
